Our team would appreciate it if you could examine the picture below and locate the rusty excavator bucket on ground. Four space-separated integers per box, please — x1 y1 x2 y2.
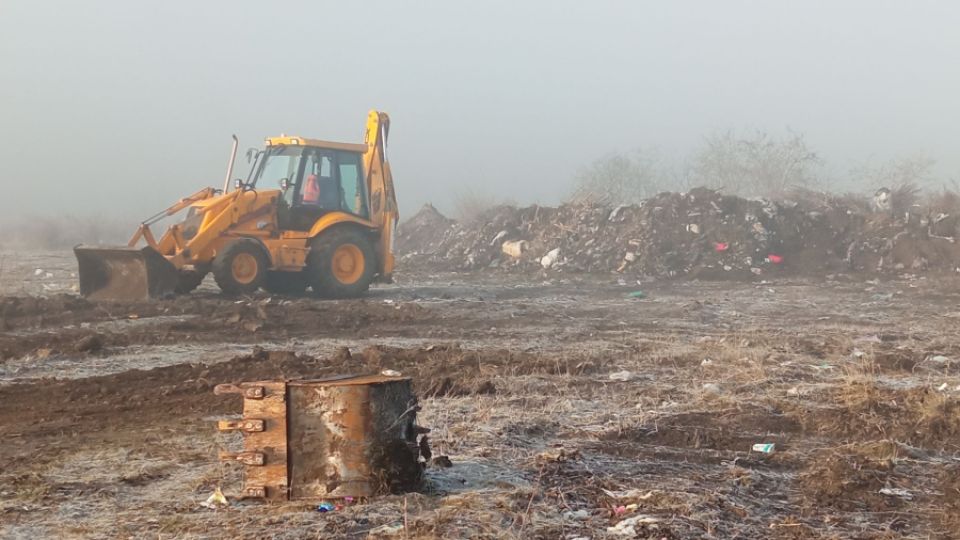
74 245 179 301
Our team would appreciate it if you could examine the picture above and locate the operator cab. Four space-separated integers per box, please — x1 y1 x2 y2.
251 137 369 231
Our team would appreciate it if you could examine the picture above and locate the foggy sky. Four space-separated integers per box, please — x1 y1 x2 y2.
1 1 958 223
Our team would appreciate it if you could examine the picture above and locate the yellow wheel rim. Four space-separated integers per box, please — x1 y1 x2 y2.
332 244 365 285
231 252 259 285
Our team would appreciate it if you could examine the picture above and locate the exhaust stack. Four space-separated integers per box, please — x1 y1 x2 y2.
222 135 239 193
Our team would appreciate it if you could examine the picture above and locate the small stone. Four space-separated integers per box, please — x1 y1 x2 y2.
702 382 721 394
431 456 453 468
75 334 104 353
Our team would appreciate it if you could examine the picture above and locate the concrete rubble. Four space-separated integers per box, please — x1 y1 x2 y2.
397 187 960 278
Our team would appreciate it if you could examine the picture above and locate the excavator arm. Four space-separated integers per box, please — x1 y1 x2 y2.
363 110 399 280
127 187 219 250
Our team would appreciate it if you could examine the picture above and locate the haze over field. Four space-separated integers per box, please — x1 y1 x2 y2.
1 0 958 223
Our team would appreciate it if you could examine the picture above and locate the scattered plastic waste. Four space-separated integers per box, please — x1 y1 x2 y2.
928 355 950 363
601 488 655 500
626 290 646 299
33 268 43 276
767 254 783 264
317 501 335 512
608 370 635 382
200 487 229 509
751 443 775 454
879 487 913 500
937 383 949 392
540 248 561 269
714 242 729 252
381 369 402 377
562 509 590 520
607 514 661 536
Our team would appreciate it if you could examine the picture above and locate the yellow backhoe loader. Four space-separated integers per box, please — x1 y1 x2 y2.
75 110 399 301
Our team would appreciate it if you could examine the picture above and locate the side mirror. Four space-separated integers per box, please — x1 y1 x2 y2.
279 178 290 190
234 178 244 190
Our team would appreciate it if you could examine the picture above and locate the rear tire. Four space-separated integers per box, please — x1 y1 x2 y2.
307 228 377 298
262 271 308 296
213 240 268 296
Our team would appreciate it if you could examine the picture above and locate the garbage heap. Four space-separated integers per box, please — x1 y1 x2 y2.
397 188 960 278
845 190 960 274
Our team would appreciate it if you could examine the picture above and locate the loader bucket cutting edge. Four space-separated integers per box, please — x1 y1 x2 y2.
74 245 179 301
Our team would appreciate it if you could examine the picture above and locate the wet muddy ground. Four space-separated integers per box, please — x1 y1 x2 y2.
2 251 960 538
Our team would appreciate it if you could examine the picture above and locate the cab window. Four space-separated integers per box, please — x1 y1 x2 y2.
299 149 338 209
337 151 368 218
256 146 302 190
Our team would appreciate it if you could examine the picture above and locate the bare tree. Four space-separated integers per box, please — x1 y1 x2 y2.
570 149 665 205
851 155 936 191
691 130 820 198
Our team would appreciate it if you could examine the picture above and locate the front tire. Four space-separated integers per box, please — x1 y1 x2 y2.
213 240 268 296
307 228 377 298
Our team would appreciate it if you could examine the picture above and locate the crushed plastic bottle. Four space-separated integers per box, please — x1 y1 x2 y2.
751 443 775 454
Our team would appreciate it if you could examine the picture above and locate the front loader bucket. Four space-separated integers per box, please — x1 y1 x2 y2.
74 245 179 301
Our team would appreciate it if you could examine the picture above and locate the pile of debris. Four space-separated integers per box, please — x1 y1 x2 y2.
396 187 960 279
394 203 455 257
846 189 960 274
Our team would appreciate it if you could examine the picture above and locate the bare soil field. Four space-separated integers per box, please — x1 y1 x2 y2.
2 251 960 539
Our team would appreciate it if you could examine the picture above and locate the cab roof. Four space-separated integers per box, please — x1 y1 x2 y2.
265 135 367 154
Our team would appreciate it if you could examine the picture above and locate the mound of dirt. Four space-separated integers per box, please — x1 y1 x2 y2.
397 187 960 279
788 383 960 449
0 294 94 330
0 344 592 448
355 343 595 396
600 409 800 452
0 349 328 441
396 203 456 257
0 296 437 362
798 452 900 512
